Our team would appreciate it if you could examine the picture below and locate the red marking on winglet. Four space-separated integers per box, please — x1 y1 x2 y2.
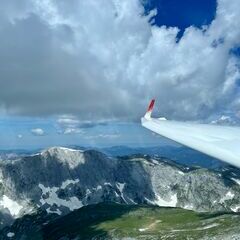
147 99 155 112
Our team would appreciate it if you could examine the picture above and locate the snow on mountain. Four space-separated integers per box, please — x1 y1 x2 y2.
0 147 240 229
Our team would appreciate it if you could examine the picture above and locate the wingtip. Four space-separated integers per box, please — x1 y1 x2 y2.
144 99 155 119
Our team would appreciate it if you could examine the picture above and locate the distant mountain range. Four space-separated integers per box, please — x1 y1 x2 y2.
0 150 35 161
100 145 227 169
0 146 240 238
68 145 228 169
0 145 227 169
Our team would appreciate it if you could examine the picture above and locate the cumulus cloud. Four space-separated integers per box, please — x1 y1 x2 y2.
211 114 240 126
57 115 83 134
56 115 113 134
63 127 83 135
0 0 239 121
31 128 45 136
57 117 80 125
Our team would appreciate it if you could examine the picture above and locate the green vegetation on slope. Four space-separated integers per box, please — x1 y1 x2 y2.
91 205 240 239
1 203 240 240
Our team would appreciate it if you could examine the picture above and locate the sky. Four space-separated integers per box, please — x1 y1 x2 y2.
0 0 240 149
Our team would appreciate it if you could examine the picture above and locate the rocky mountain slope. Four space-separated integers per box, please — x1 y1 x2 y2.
0 147 240 230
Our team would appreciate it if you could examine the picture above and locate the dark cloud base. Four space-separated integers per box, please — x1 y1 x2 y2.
0 0 239 122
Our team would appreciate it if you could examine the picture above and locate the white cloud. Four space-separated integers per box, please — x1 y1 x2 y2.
63 127 83 135
56 115 114 134
0 0 239 121
57 115 83 135
57 118 80 125
31 128 45 136
211 114 240 126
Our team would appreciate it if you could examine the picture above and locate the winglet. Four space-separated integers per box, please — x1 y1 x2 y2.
144 99 155 119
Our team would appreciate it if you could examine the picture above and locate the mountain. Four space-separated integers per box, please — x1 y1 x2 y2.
0 147 240 231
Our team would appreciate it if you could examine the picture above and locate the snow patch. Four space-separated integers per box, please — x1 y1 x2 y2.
61 179 79 189
114 191 119 198
178 171 185 175
127 196 137 204
58 147 82 152
231 178 240 185
0 195 23 217
145 194 177 207
131 158 154 166
139 228 148 232
220 191 235 203
144 197 155 205
151 159 161 165
226 191 234 198
7 232 15 238
154 194 177 207
39 181 83 212
231 205 240 212
30 153 41 157
196 223 219 230
184 204 194 210
138 220 162 232
116 182 125 193
116 182 127 203
104 182 112 186
85 189 92 197
93 185 102 191
46 207 62 215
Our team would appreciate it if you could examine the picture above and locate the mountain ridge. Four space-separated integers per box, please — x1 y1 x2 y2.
0 146 240 230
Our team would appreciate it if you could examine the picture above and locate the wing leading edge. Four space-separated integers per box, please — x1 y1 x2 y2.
141 100 240 168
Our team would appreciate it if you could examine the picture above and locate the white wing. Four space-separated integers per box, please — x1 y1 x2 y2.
141 100 240 168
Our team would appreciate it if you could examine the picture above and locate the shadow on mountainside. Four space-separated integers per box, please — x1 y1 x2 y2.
39 203 240 240
42 203 141 240
1 203 240 240
0 203 133 240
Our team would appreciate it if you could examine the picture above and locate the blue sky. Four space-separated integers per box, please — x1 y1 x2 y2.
144 0 216 38
0 116 176 149
0 0 239 150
